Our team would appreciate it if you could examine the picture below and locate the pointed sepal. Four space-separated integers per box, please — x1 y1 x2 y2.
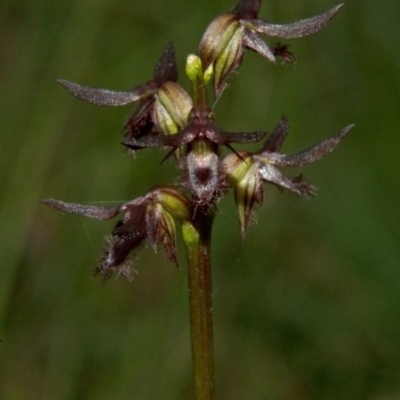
247 4 343 39
57 79 154 106
154 42 178 84
233 0 262 20
270 124 354 167
41 198 122 220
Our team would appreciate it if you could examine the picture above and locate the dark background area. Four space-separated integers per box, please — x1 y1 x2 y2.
1 0 399 399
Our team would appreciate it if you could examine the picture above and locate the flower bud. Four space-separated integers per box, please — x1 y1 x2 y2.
213 26 244 96
152 81 192 138
146 186 191 221
185 54 204 83
185 54 208 105
156 82 193 129
152 98 179 135
199 13 241 71
222 151 254 187
199 13 244 97
222 152 262 238
234 163 263 239
152 82 193 158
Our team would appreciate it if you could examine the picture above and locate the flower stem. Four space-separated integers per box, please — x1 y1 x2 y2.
182 211 215 400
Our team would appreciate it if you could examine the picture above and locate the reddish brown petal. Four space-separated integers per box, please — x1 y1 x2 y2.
247 4 343 38
257 163 313 197
42 199 121 220
259 116 289 153
58 79 154 106
123 97 156 140
233 0 262 20
210 129 266 144
95 234 145 281
154 42 178 83
116 201 148 236
242 29 276 63
271 124 354 167
94 202 147 280
123 124 197 149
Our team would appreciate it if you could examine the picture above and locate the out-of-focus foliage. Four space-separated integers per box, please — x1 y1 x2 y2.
1 0 399 399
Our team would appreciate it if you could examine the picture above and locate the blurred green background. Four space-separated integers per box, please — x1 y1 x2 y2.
1 0 399 399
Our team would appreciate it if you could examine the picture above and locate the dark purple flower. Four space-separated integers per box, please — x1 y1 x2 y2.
199 0 343 95
42 187 190 280
58 43 192 143
125 104 266 206
223 117 354 237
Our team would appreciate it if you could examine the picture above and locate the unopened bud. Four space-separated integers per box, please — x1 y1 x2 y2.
234 163 263 239
199 13 241 71
185 54 208 105
213 26 243 96
147 187 191 221
186 54 204 83
222 151 254 187
157 81 192 128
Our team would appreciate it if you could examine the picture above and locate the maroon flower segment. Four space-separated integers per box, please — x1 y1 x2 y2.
223 117 354 238
58 43 192 142
199 0 343 95
43 187 190 280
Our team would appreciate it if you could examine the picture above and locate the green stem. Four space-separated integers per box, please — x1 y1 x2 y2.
182 211 215 400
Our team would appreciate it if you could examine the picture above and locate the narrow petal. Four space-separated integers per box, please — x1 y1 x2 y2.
42 199 121 220
242 29 276 63
96 233 145 281
248 4 343 38
233 0 262 20
123 98 156 140
123 124 197 149
210 129 266 144
58 79 153 106
271 124 354 167
107 202 147 275
154 42 178 83
257 163 313 197
259 116 289 153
